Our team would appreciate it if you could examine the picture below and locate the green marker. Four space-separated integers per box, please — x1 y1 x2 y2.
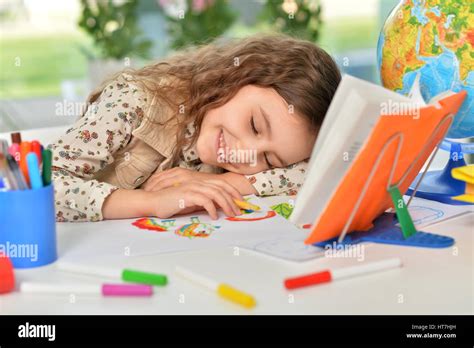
388 186 417 239
42 149 52 186
57 261 168 286
122 269 167 286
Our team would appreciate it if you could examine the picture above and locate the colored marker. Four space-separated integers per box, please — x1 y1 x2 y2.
10 132 21 145
175 266 256 309
8 143 20 162
57 262 168 286
6 154 28 190
0 254 15 294
41 149 52 186
233 199 260 212
0 139 8 156
31 140 42 165
284 258 402 290
20 282 153 297
26 153 43 189
0 154 17 190
19 141 31 186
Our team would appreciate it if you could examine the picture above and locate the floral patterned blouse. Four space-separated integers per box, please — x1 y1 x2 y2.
48 74 308 222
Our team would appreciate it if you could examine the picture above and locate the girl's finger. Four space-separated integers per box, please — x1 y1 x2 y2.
148 168 193 190
189 183 236 217
188 193 218 220
201 181 241 215
205 179 243 201
144 174 180 191
143 168 181 190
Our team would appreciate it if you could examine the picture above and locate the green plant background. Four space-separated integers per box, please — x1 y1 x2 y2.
0 3 378 99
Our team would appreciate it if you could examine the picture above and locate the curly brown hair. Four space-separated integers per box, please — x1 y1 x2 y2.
87 34 341 167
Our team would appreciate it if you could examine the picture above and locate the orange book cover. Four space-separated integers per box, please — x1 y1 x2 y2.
305 90 467 245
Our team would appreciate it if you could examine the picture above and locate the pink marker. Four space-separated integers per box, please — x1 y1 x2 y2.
20 282 153 297
102 284 153 296
8 143 20 162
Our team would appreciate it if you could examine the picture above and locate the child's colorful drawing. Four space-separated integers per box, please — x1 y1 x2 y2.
132 218 176 232
270 202 294 220
226 210 276 222
175 216 220 239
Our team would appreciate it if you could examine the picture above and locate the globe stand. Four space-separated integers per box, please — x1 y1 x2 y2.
405 142 471 205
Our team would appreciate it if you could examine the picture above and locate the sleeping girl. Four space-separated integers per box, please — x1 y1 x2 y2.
49 34 341 222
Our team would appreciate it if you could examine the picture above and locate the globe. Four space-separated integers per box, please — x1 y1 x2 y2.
377 0 473 139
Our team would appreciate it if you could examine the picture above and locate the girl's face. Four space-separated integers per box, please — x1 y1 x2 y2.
196 85 317 175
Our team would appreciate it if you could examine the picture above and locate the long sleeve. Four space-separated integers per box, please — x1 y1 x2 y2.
49 74 146 222
245 159 309 196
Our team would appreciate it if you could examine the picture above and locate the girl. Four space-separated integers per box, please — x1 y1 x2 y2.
49 34 341 222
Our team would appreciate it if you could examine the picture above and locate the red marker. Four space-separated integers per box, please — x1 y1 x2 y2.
19 141 31 186
31 140 42 165
284 258 402 290
0 254 15 294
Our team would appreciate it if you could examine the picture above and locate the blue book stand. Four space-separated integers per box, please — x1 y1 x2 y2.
405 141 472 205
315 212 454 249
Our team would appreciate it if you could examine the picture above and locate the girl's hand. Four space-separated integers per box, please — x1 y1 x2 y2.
143 167 217 192
149 180 243 220
142 167 257 197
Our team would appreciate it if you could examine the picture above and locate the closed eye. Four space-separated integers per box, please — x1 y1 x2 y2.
251 116 273 168
250 116 258 134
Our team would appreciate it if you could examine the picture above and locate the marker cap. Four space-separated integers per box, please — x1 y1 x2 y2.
217 283 256 308
284 270 332 289
0 254 15 294
11 132 22 145
122 269 168 286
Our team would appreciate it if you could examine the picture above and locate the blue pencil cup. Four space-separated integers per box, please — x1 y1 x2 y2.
0 184 57 268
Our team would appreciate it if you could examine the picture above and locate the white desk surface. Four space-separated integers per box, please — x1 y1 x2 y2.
1 199 472 315
0 127 473 315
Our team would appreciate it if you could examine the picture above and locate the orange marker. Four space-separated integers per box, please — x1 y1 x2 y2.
20 141 31 186
31 140 42 165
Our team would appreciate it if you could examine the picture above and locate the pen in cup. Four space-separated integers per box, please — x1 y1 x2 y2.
26 153 43 189
41 149 52 186
19 141 31 187
6 154 28 190
31 140 42 165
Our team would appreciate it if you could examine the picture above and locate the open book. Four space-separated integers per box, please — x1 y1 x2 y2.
289 74 466 244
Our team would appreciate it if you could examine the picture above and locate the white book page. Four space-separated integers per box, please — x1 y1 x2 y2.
290 90 379 225
290 75 417 226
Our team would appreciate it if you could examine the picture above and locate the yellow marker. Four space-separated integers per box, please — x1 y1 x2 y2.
451 165 474 184
173 182 181 187
217 284 256 309
451 165 474 203
175 266 256 309
233 199 261 212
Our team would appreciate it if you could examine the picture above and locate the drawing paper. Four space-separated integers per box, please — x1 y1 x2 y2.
58 195 314 263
